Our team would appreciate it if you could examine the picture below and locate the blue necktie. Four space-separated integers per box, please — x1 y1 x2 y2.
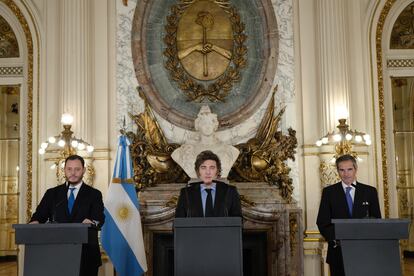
68 187 76 214
345 186 353 217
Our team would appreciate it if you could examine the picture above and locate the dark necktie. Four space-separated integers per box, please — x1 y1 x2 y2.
68 187 76 214
345 186 353 217
205 189 214 217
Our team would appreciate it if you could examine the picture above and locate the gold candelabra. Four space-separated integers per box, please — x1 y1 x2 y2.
38 113 95 183
316 118 371 159
38 113 94 157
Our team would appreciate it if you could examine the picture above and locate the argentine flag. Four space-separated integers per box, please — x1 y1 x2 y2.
101 135 147 275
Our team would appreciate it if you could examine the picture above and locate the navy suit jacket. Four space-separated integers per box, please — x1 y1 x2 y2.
30 183 105 269
175 181 242 218
316 181 381 266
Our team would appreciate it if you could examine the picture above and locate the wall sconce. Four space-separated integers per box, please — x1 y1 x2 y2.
315 118 371 159
38 113 94 156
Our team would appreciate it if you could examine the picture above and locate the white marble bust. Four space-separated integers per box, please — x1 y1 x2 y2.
171 105 239 178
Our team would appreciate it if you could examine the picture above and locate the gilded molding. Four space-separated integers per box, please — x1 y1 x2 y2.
305 230 320 235
375 0 397 218
289 213 298 256
2 0 36 222
319 160 340 187
303 248 323 256
303 238 322 242
303 151 369 157
304 230 323 243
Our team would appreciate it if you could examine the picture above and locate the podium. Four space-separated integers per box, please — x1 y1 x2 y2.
174 217 243 276
13 223 95 276
332 219 410 276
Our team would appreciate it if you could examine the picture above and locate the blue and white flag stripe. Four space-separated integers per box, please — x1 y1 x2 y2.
101 135 147 276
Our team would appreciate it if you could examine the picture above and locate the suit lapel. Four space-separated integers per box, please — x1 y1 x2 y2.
213 182 226 216
58 184 70 217
353 182 364 218
191 184 204 217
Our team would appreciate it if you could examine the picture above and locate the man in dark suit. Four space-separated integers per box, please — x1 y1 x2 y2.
30 154 105 276
316 154 381 276
175 150 242 218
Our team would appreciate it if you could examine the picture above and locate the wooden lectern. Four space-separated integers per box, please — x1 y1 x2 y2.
332 218 410 276
13 223 95 276
174 217 243 276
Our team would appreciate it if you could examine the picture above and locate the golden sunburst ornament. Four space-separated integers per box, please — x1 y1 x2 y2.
117 204 131 221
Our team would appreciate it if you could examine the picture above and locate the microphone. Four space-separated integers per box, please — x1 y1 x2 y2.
49 198 65 223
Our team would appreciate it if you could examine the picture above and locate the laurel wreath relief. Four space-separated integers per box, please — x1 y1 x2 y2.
163 1 247 102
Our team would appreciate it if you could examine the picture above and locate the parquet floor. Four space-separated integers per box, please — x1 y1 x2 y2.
0 261 16 276
404 256 414 276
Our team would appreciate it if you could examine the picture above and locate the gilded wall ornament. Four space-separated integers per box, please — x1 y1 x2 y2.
319 161 340 188
128 87 297 202
0 15 19 58
390 2 414 49
164 0 247 102
289 213 299 256
228 87 298 202
126 88 189 188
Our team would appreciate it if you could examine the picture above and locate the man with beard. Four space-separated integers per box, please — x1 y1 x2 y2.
30 154 105 276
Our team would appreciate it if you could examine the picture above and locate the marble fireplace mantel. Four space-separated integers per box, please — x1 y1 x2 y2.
139 182 303 276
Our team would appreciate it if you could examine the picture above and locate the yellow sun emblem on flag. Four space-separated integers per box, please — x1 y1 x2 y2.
117 204 130 221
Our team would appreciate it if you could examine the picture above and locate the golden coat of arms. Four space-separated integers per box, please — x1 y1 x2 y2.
164 0 247 102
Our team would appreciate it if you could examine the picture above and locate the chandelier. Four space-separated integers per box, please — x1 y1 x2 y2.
315 118 371 158
38 113 95 183
38 113 94 156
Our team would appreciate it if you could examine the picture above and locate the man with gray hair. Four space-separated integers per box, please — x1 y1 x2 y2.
316 154 381 276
